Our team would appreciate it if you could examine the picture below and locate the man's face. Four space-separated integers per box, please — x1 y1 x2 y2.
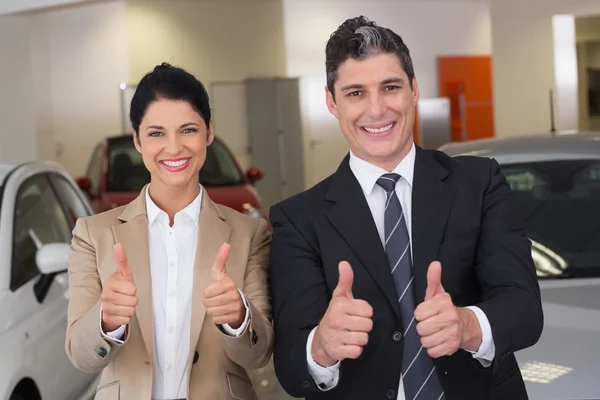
326 52 419 171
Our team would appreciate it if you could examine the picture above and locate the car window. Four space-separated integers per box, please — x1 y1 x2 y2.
200 138 245 186
105 137 245 192
501 160 600 279
49 174 90 224
11 174 73 291
86 143 104 195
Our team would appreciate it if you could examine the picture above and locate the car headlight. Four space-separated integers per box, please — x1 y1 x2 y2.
242 203 262 218
530 239 568 277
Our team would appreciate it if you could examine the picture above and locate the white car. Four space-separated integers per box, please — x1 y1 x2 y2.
0 161 99 400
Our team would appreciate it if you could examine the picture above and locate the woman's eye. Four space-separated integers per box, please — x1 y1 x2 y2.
182 128 197 134
148 131 163 137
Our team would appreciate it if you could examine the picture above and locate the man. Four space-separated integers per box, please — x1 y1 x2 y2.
269 16 543 400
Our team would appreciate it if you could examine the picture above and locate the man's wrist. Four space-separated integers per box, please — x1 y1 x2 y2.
311 327 337 367
458 307 482 352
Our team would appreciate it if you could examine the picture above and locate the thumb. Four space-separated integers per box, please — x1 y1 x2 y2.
333 261 354 299
211 243 231 281
425 261 444 300
113 243 133 281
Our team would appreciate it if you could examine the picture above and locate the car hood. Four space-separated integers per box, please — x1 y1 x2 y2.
515 278 600 400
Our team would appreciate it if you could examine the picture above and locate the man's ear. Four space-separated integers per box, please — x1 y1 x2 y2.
325 86 339 119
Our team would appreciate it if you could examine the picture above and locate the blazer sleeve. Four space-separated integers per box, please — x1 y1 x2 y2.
219 217 274 369
268 204 331 398
65 217 129 373
473 158 544 370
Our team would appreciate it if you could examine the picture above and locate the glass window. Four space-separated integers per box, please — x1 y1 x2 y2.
501 159 600 279
11 174 72 291
86 143 104 195
49 174 91 224
200 138 245 186
106 141 149 192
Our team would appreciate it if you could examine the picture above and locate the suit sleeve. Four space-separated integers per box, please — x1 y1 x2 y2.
65 218 129 373
473 158 544 370
220 218 274 369
269 204 332 398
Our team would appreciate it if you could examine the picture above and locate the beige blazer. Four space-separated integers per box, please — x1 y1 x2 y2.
65 186 274 400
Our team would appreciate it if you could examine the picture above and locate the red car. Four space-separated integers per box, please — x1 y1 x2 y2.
76 134 268 221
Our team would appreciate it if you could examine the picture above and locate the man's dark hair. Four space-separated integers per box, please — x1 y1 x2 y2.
325 16 415 98
129 62 211 135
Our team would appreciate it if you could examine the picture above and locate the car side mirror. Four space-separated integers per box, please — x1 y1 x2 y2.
34 243 70 303
36 242 70 275
246 167 264 184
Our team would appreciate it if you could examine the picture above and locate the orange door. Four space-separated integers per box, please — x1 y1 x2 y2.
437 56 495 142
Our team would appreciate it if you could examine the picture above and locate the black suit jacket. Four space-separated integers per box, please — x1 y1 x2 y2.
268 146 544 400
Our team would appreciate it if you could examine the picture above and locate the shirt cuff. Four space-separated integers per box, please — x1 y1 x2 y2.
306 327 340 391
465 305 495 367
221 289 251 337
99 303 126 344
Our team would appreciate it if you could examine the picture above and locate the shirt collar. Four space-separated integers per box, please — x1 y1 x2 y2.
145 184 203 227
349 142 416 196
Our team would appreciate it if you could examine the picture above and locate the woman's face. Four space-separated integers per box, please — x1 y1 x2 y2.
134 98 213 191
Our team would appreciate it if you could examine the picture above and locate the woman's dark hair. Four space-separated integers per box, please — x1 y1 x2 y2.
129 62 211 135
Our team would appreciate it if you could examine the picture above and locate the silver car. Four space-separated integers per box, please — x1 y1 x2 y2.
0 161 99 400
439 132 600 400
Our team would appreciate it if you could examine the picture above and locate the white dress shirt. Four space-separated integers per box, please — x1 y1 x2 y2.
100 186 249 400
306 143 495 398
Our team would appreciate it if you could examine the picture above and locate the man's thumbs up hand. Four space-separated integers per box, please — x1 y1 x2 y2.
414 261 481 359
100 244 138 333
425 261 445 301
332 261 354 300
311 261 374 368
204 243 246 329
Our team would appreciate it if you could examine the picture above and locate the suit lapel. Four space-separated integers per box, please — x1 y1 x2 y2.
112 187 154 361
326 155 402 320
411 147 455 303
187 192 232 371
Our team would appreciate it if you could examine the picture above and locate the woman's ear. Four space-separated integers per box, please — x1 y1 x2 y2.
133 130 142 153
207 120 215 146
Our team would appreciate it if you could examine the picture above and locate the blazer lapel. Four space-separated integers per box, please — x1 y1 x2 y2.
411 147 455 303
112 187 154 361
326 155 402 320
187 191 232 372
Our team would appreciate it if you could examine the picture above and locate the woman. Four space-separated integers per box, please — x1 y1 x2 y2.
65 63 273 400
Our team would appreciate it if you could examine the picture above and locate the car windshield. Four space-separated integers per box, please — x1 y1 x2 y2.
500 159 600 279
106 137 245 192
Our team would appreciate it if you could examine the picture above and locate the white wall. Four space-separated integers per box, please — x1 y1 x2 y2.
126 0 287 84
0 0 91 16
284 0 491 98
23 0 287 177
283 0 492 187
0 15 37 163
30 1 130 177
490 0 600 137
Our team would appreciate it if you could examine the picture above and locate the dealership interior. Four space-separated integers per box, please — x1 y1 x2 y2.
1 0 600 399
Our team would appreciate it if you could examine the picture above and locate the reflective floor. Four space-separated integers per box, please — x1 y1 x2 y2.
250 359 297 400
